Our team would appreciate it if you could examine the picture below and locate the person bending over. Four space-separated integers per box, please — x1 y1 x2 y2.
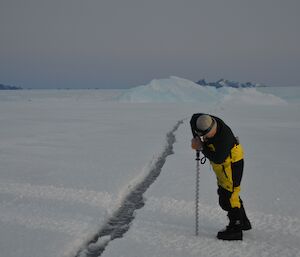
190 113 251 240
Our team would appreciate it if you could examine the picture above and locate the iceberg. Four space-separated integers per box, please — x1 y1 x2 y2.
119 76 221 103
119 76 284 105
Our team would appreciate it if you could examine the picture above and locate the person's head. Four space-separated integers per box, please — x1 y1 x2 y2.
195 114 217 139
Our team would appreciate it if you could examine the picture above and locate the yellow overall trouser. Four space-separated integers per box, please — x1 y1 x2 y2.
210 144 244 209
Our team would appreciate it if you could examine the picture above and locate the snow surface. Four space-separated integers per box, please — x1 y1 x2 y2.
0 77 300 257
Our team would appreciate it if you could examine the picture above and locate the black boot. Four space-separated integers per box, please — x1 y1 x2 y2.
217 208 243 241
240 202 252 231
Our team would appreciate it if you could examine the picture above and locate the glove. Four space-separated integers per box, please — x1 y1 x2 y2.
191 137 203 151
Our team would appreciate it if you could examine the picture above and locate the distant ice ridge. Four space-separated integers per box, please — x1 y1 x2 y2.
119 76 220 103
118 76 285 105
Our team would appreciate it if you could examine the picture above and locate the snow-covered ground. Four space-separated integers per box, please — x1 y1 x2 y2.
0 77 300 257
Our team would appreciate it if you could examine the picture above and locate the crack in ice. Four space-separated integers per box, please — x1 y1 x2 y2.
75 120 184 257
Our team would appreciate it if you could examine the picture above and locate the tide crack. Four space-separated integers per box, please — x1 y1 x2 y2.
75 120 184 257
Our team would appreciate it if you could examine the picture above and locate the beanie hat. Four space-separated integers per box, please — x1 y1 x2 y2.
196 114 216 135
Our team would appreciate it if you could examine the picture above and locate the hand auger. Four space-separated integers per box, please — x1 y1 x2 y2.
195 150 206 236
196 150 206 164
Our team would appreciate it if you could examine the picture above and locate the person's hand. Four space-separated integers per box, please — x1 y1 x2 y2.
191 137 203 150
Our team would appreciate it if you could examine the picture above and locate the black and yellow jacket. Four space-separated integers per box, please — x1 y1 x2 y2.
190 114 244 208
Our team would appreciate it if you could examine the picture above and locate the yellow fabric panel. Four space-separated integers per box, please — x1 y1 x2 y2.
210 144 244 192
231 144 244 163
211 162 233 191
230 186 241 208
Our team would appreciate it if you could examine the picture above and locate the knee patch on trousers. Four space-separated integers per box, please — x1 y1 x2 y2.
229 186 241 209
218 186 241 210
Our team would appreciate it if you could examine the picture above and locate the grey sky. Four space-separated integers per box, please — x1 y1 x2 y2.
1 0 299 89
